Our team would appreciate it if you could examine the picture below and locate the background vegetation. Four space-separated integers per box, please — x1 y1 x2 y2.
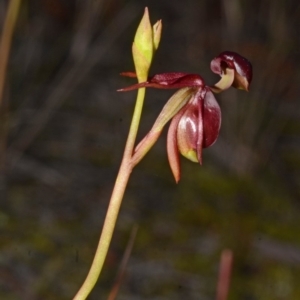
1 0 300 299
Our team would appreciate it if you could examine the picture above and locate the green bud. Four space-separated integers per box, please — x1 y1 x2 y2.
152 20 162 51
132 7 162 82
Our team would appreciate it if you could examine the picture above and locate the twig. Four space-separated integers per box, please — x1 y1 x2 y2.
0 0 21 105
0 0 22 179
107 225 138 300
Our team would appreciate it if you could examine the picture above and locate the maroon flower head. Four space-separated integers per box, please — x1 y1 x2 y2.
210 51 252 91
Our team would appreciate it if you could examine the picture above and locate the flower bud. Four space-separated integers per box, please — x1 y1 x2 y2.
153 20 162 51
132 8 162 82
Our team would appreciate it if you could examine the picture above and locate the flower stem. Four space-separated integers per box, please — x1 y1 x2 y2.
73 87 146 300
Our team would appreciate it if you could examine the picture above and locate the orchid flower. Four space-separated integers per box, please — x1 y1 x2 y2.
119 51 252 182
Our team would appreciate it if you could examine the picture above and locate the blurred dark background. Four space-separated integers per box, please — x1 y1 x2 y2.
1 0 300 299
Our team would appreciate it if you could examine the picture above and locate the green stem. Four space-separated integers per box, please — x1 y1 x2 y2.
73 87 146 300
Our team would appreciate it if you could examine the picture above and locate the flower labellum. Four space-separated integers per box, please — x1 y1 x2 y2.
210 51 252 91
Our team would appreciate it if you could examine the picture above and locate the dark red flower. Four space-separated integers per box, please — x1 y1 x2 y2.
119 52 252 182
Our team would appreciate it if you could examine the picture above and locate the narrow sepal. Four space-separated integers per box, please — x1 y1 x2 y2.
131 87 194 167
131 130 162 166
152 87 194 131
167 107 187 183
120 72 137 78
149 73 204 87
118 73 204 91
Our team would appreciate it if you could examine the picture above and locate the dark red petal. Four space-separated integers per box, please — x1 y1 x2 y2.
210 51 252 90
150 72 189 82
196 95 203 164
202 89 221 148
150 73 204 87
177 97 199 163
118 72 204 91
